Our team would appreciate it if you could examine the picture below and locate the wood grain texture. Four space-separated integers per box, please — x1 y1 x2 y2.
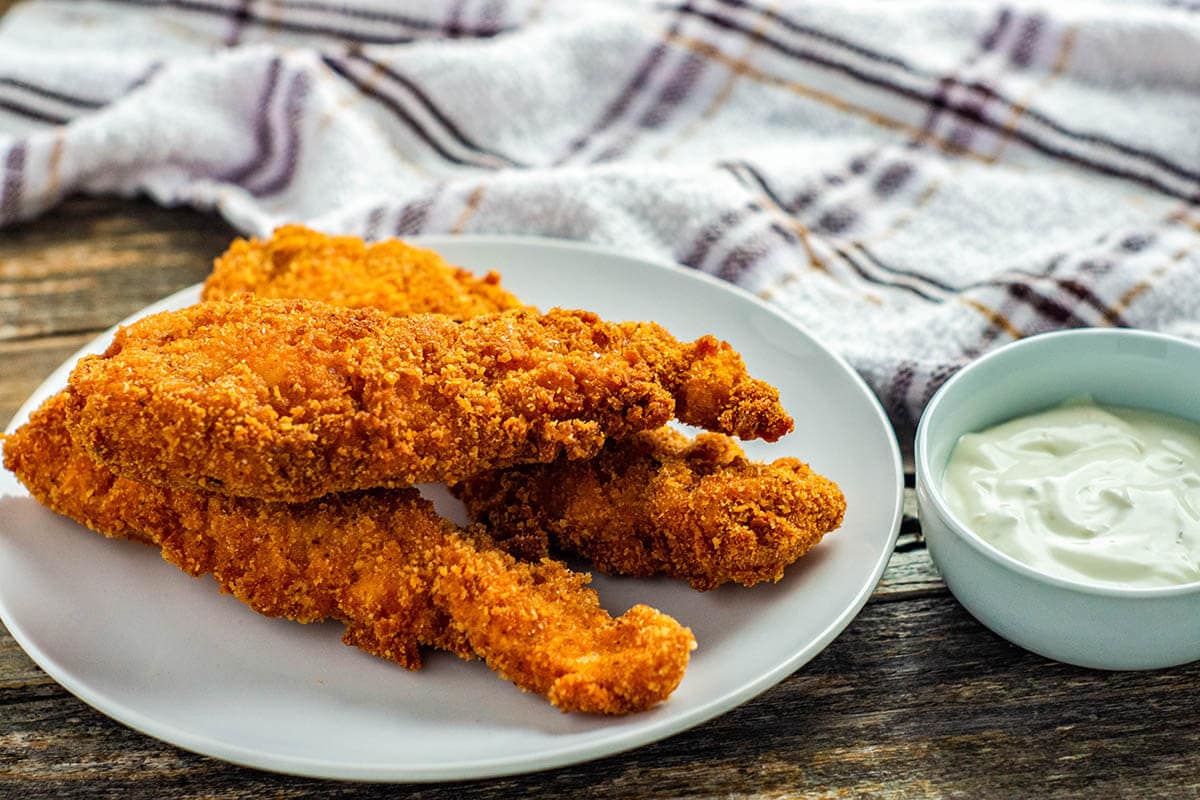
1 195 1198 797
0 197 235 426
3 597 1198 799
0 334 93 425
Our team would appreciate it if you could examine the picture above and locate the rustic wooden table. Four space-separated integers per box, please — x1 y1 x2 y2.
1 196 1198 799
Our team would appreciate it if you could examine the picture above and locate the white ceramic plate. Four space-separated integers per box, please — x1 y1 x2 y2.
0 237 902 782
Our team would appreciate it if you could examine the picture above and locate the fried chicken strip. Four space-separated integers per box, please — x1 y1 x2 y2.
202 225 525 319
198 232 838 589
65 297 792 502
202 230 804 454
435 538 695 712
456 428 846 590
3 393 695 713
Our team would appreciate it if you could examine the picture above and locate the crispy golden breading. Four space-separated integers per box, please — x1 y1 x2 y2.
3 393 695 714
5 393 465 666
202 225 525 320
65 297 792 502
199 235 843 592
435 538 696 713
456 428 845 590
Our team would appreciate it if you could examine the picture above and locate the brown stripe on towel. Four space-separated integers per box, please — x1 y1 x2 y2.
1009 12 1046 68
917 6 1013 147
224 0 251 46
679 201 760 269
554 4 693 165
0 140 26 225
451 184 487 233
0 65 165 126
592 49 711 163
395 187 443 235
0 76 107 111
246 71 311 197
1111 245 1196 318
219 57 283 184
696 0 1199 189
102 0 510 45
0 99 69 126
960 297 1022 343
321 54 518 169
715 160 834 274
669 0 1200 200
985 23 1077 164
347 51 523 168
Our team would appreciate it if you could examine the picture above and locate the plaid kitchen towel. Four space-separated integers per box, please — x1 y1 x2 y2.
1 0 1199 441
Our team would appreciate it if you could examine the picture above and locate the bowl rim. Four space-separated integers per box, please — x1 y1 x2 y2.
915 327 1200 600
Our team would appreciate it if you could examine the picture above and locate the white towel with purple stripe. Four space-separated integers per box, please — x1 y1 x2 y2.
2 0 1199 439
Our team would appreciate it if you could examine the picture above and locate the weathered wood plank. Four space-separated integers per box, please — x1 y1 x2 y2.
873 488 944 600
874 543 942 600
0 626 52 689
0 334 95 428
1 596 1197 798
0 197 236 428
0 196 234 342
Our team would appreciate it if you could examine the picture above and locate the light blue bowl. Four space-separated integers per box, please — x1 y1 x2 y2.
915 328 1200 670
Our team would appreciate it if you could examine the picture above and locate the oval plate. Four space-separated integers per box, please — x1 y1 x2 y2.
0 236 902 781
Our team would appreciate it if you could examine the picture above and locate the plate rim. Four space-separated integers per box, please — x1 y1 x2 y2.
0 234 903 782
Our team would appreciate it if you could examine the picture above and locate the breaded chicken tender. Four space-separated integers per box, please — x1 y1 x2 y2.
202 225 525 319
456 428 846 590
3 393 695 714
197 233 842 591
65 297 792 502
435 537 696 712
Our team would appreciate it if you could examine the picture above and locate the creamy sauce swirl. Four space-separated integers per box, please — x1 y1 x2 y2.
942 398 1200 588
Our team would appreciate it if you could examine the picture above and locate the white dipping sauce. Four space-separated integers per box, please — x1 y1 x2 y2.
942 398 1200 588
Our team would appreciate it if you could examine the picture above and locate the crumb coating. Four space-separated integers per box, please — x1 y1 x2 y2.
65 297 790 502
3 393 695 713
5 392 467 667
456 428 846 590
202 225 525 319
202 229 790 444
436 541 696 713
